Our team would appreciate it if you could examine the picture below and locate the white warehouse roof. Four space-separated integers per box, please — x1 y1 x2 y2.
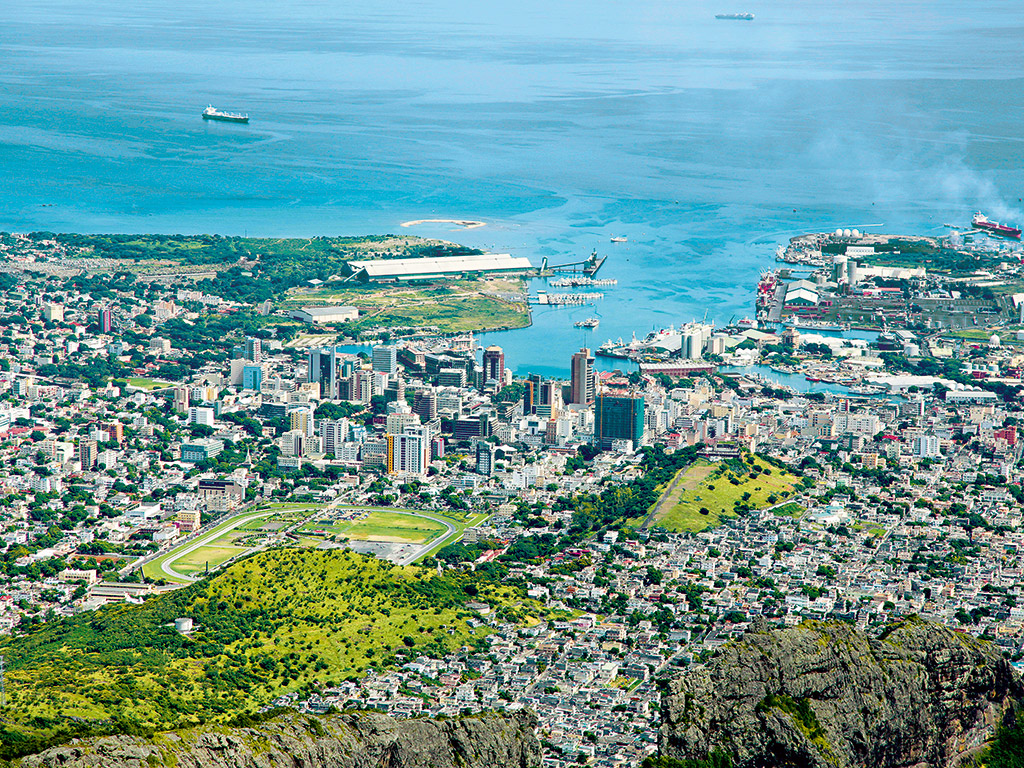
290 306 359 323
348 253 533 279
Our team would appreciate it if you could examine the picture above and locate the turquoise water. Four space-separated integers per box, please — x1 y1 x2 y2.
4 0 1024 375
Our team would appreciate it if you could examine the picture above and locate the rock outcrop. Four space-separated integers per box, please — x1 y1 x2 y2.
16 709 540 768
660 619 1023 768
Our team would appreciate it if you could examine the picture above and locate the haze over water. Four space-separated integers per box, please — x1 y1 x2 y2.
4 0 1024 375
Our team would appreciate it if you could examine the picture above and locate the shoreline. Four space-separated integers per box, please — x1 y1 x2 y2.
400 218 486 229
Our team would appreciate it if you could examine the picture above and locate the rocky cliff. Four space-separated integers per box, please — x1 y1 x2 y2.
660 619 1023 768
15 709 541 768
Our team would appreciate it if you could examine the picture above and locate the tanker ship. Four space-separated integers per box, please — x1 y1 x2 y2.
202 106 250 124
972 212 1021 239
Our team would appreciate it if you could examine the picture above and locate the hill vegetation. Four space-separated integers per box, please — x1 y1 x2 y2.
644 454 804 533
0 549 538 760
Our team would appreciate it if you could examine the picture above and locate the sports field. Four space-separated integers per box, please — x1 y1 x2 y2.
301 510 447 544
172 545 248 576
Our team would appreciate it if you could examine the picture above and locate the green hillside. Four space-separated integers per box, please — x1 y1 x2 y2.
0 550 536 759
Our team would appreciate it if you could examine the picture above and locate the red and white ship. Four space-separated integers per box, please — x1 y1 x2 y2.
756 270 778 308
972 212 1021 239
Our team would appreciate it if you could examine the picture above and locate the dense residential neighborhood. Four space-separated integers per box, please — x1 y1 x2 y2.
2 233 1024 766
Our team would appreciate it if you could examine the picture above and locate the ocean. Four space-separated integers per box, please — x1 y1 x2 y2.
3 0 1024 375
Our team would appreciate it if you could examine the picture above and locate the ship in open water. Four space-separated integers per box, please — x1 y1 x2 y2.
715 13 754 20
202 106 250 124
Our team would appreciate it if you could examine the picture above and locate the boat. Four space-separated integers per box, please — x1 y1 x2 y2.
202 105 250 124
574 317 600 329
784 317 850 332
715 13 754 20
610 236 628 243
971 212 1021 239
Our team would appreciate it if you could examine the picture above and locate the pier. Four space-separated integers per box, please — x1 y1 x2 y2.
539 249 607 277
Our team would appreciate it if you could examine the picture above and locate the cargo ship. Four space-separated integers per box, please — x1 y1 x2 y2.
202 106 250 124
972 212 1021 239
715 13 754 20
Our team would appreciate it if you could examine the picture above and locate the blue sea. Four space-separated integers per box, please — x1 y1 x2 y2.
4 0 1024 375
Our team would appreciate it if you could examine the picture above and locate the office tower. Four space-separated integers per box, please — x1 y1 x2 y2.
384 376 405 404
412 388 438 421
372 344 398 375
97 308 113 334
570 347 596 405
307 348 338 398
280 430 305 458
242 364 264 391
482 345 505 385
595 394 645 450
244 336 262 363
523 373 542 415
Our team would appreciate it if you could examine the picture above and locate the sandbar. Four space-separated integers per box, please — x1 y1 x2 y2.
400 218 486 229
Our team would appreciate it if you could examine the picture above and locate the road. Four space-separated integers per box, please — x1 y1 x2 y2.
155 503 467 580
391 510 458 565
158 509 276 582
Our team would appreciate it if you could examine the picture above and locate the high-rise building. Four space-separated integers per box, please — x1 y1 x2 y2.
289 407 314 437
97 308 113 334
523 374 557 417
385 408 420 436
43 304 64 323
386 426 430 477
482 346 505 386
79 439 98 470
244 336 262 363
173 386 190 413
595 394 645 450
242 364 264 391
307 348 338 398
412 388 438 421
372 345 398 375
570 347 596 405
912 434 941 458
475 441 496 476
188 406 215 427
320 419 349 456
280 430 305 458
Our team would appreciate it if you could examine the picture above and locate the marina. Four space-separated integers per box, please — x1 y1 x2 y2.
548 276 617 288
531 291 604 305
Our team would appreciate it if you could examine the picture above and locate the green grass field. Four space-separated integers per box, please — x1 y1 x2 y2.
301 510 447 544
172 545 248 576
645 456 801 533
142 506 296 583
127 377 173 390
